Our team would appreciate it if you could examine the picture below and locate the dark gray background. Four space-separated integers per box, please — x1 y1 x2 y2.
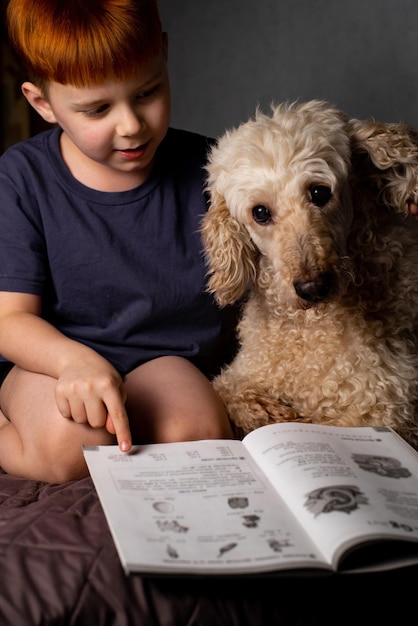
158 0 418 138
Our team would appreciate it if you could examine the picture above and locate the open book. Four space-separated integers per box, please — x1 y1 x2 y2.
83 423 418 576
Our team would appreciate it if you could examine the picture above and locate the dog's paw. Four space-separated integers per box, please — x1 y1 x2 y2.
219 387 300 435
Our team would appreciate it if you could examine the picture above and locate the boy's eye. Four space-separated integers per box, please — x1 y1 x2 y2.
136 85 159 100
84 103 109 117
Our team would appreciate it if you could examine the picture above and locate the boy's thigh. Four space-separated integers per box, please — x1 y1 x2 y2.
0 365 61 428
0 366 114 463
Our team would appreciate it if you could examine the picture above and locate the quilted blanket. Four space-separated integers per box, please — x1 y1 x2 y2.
0 468 416 626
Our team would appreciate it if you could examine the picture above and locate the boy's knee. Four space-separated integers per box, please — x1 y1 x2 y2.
49 458 90 484
162 413 232 443
42 426 116 483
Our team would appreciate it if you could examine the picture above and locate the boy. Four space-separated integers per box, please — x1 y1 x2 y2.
0 0 233 483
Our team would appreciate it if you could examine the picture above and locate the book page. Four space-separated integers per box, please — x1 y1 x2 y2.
84 440 328 575
243 423 418 570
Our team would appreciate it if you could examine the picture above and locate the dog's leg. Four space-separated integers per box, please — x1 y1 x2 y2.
213 376 301 436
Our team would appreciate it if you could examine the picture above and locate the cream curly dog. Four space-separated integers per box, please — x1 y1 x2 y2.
201 99 418 447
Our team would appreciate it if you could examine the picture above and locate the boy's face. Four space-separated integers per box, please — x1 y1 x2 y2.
24 51 171 191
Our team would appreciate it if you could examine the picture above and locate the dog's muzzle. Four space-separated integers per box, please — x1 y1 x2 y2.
293 271 334 303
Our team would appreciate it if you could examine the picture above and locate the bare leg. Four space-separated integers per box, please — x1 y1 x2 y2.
0 409 8 427
0 366 115 483
125 356 233 443
0 357 233 482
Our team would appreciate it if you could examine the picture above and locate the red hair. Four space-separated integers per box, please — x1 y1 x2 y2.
6 0 163 87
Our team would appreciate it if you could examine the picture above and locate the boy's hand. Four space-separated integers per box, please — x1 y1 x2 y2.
55 360 132 452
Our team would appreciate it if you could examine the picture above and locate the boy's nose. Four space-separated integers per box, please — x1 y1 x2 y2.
116 108 142 136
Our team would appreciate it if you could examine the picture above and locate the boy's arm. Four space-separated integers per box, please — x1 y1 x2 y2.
0 291 132 452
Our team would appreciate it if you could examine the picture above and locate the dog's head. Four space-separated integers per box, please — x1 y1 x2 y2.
201 100 354 309
201 99 418 310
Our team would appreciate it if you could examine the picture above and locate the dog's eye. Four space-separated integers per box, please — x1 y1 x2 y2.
309 185 332 207
252 205 272 225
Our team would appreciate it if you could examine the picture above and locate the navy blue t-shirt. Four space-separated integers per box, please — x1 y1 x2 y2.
0 126 224 376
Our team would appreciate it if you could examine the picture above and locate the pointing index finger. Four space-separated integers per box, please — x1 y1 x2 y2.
105 396 132 452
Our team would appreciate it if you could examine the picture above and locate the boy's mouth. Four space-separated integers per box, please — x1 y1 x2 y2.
117 140 150 160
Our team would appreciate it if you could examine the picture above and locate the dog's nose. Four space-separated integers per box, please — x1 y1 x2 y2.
293 271 333 303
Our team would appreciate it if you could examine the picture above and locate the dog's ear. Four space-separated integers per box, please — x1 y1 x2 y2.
347 118 418 214
200 192 258 307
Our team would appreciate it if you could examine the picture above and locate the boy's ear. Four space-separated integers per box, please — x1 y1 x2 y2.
21 82 57 124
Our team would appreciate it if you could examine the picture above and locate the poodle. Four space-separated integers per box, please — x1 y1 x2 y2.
201 99 418 448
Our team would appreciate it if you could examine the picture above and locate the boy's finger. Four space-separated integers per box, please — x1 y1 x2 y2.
105 414 116 435
106 403 132 452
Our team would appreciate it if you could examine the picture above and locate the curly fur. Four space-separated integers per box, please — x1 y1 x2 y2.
201 99 418 448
